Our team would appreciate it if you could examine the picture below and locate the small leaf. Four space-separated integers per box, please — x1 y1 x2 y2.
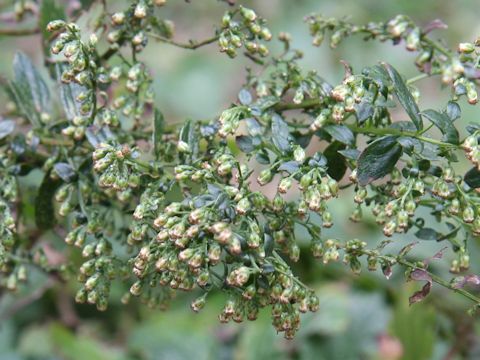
238 88 252 105
415 227 440 241
153 108 165 157
464 167 480 189
278 161 299 174
421 109 459 144
383 63 423 130
354 101 374 124
271 114 291 152
446 101 461 121
338 148 360 160
54 163 76 183
235 135 255 153
35 172 62 230
256 150 270 164
0 119 15 140
323 124 355 145
408 269 433 305
357 136 403 186
246 118 262 136
324 141 347 181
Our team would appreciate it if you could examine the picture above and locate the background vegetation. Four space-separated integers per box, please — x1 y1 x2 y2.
1 0 480 359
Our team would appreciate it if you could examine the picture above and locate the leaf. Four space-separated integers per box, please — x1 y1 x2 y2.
35 172 62 230
245 118 262 136
357 136 403 186
56 64 87 120
39 0 66 55
323 124 355 145
446 101 461 121
10 52 50 127
324 141 347 181
153 108 165 157
54 163 77 183
278 161 299 174
464 167 480 189
235 135 255 153
383 63 423 130
354 101 374 124
421 109 459 144
408 269 433 305
338 148 360 160
0 119 15 140
255 150 270 165
238 88 252 105
415 227 440 241
271 114 291 152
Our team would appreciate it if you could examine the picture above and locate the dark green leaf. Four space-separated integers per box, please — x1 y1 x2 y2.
0 119 15 140
421 109 459 144
324 124 355 145
54 163 76 183
383 63 423 130
35 172 61 230
446 101 461 121
271 114 291 152
278 161 299 174
10 52 50 127
256 150 270 164
238 88 252 105
40 0 65 56
357 136 403 185
153 108 165 157
354 101 374 124
415 228 440 241
324 141 347 181
464 167 480 189
246 118 262 136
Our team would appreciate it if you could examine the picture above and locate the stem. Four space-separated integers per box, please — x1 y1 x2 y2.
274 98 321 112
0 28 39 36
147 33 219 50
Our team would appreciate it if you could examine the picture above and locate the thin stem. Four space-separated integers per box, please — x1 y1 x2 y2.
147 33 220 50
0 28 39 36
273 98 321 112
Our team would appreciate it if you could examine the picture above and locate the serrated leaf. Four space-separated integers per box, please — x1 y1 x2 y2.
54 163 76 182
464 167 480 189
10 52 50 127
324 141 347 181
153 108 165 157
357 136 403 186
384 63 423 130
324 124 355 145
271 113 291 152
0 119 15 140
421 109 459 144
35 172 61 230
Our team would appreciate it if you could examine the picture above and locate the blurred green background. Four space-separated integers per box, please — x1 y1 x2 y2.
1 1 480 359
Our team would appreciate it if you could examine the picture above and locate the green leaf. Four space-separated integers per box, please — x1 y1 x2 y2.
56 64 86 120
0 119 15 140
278 161 299 174
324 141 347 181
357 136 403 185
421 109 459 144
271 114 291 152
238 88 252 105
235 135 255 153
153 108 165 157
39 0 66 56
446 101 461 121
10 52 50 127
324 124 355 145
415 227 441 241
464 167 480 189
35 172 62 230
383 63 423 130
54 163 76 183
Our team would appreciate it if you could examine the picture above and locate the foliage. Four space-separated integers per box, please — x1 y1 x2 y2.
1 0 480 342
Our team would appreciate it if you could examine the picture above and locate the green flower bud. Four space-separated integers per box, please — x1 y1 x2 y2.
240 6 257 22
257 168 273 186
